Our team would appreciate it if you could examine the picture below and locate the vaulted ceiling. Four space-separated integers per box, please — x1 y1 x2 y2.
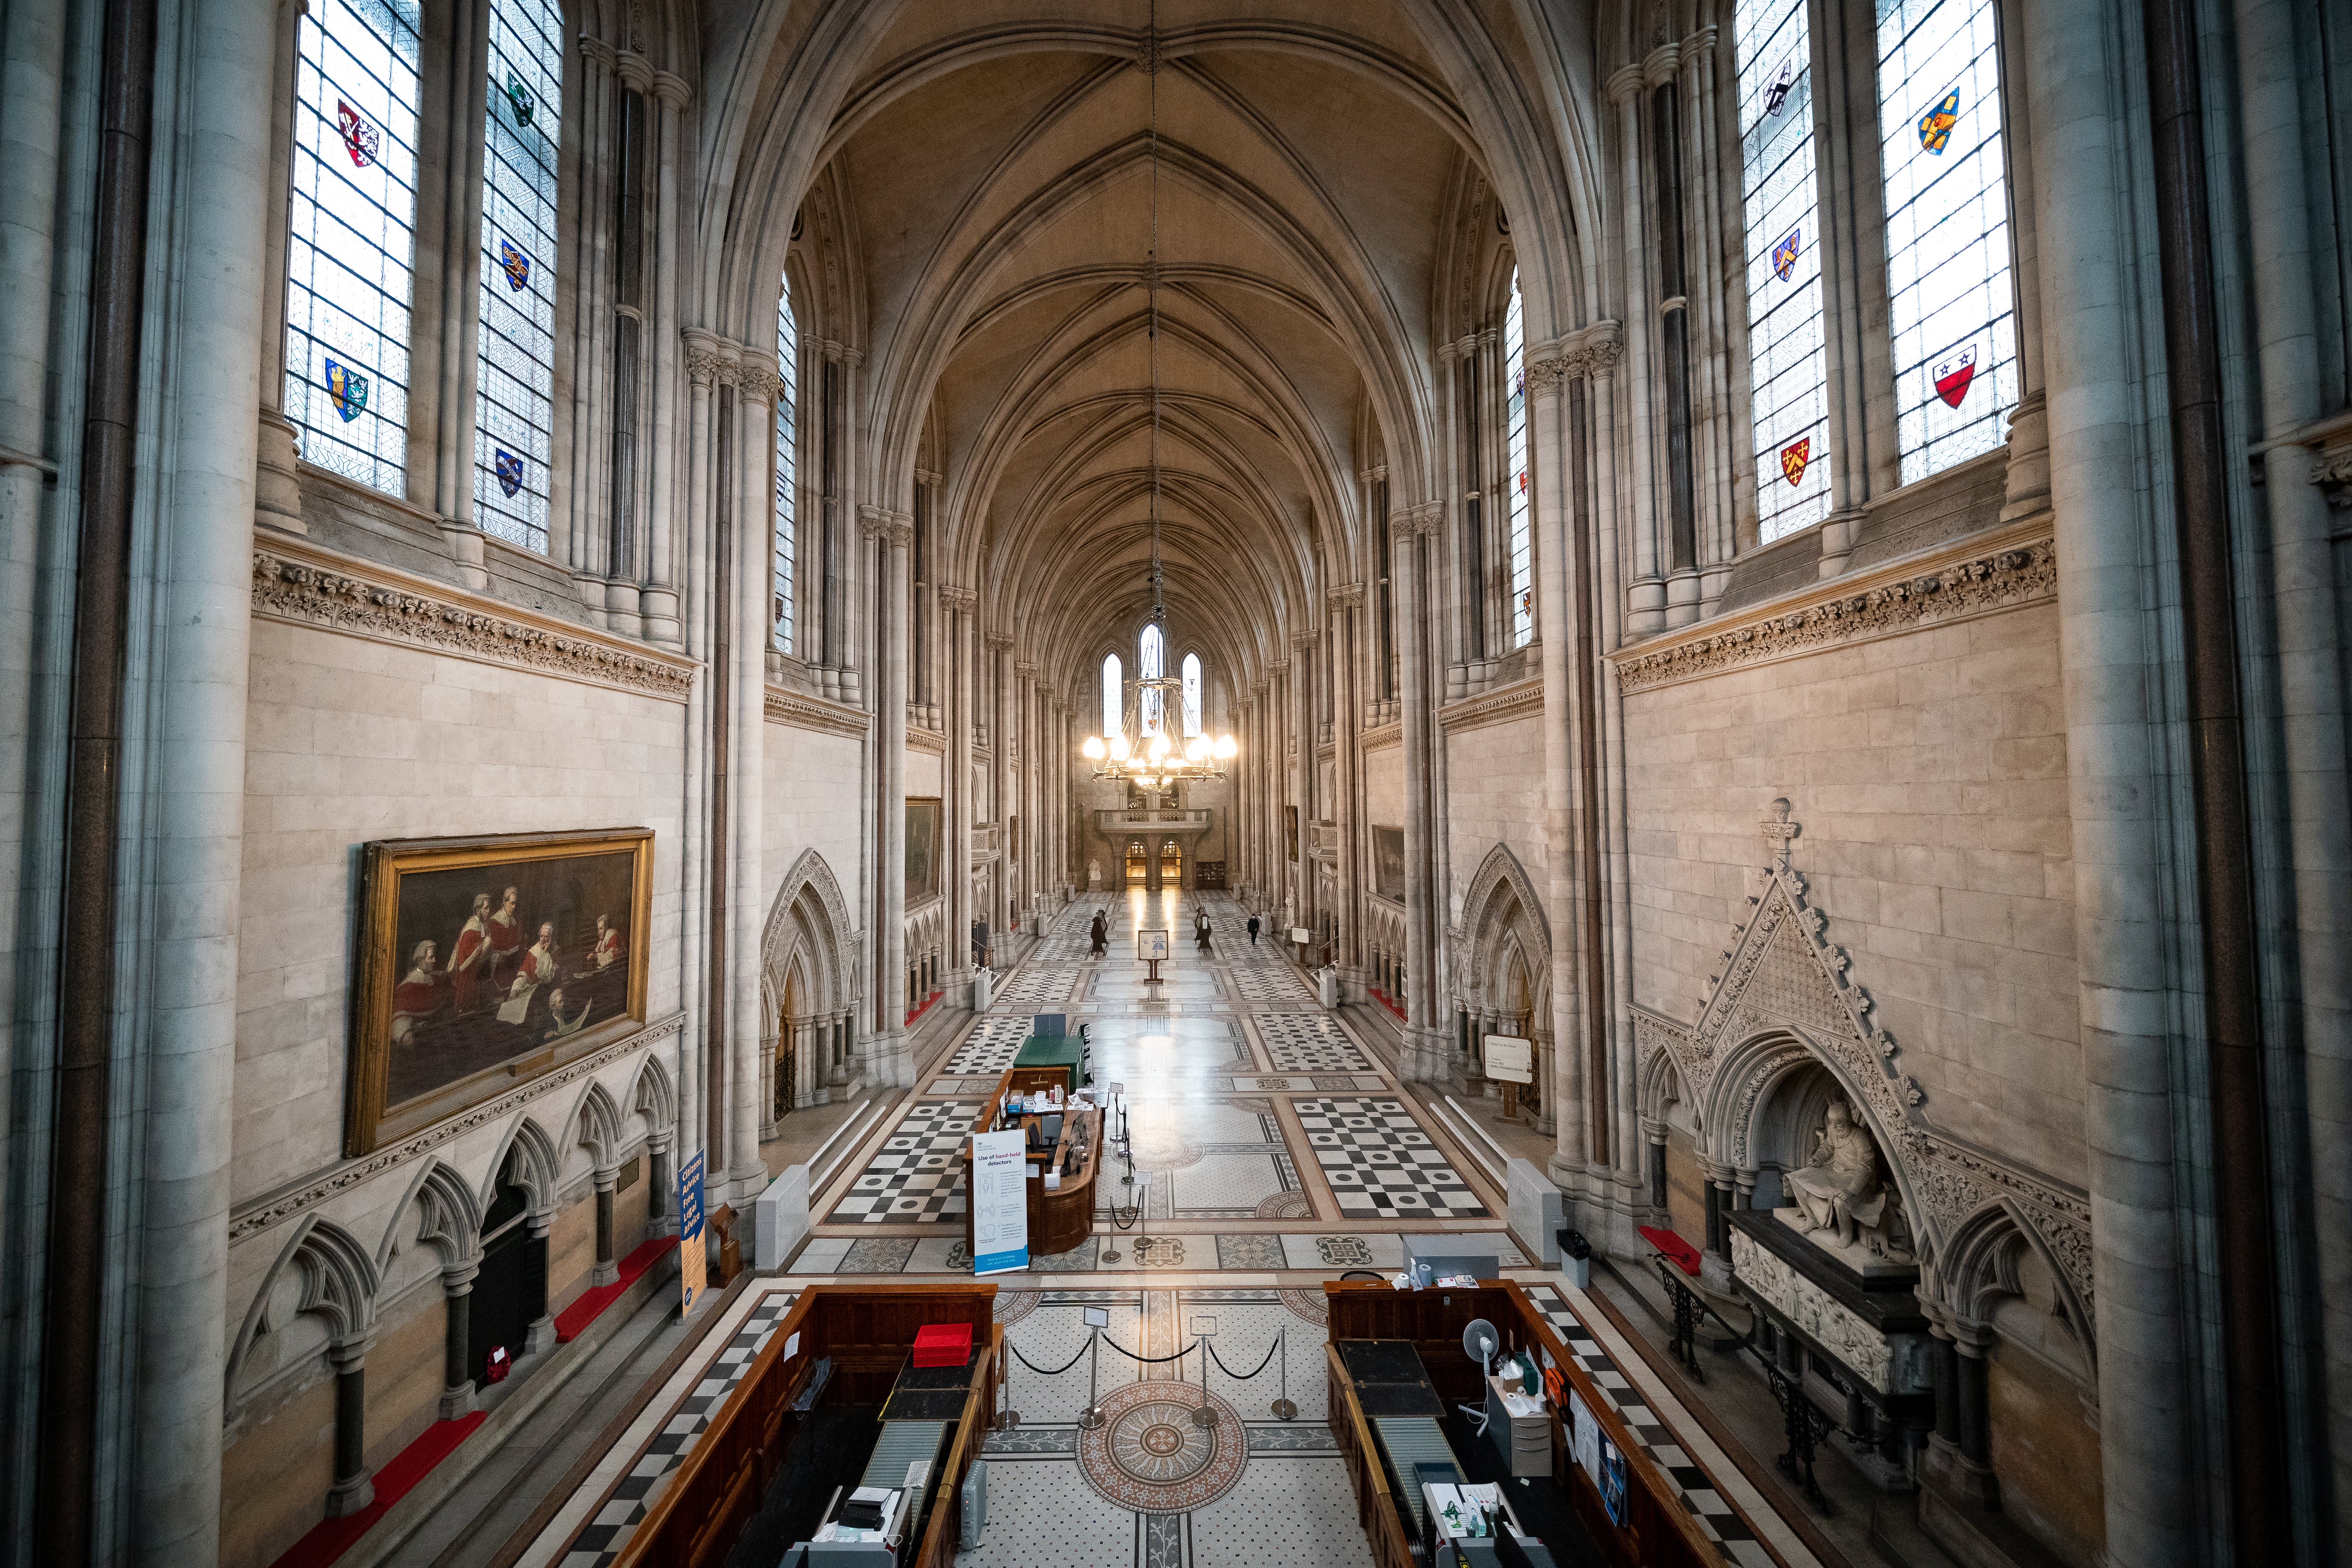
707 0 1597 705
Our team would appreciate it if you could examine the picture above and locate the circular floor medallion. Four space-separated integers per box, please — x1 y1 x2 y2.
1075 1379 1248 1513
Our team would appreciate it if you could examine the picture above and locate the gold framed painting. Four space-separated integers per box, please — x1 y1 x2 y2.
348 828 655 1156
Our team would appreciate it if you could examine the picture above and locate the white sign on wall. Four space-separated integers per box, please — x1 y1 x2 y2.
970 1129 1030 1275
1483 1035 1534 1085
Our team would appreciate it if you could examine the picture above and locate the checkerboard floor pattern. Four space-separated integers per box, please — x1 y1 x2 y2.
943 1015 1030 1075
824 1100 975 1223
1228 963 1314 1003
1293 1097 1489 1219
555 1291 798 1567
1524 1285 1775 1568
989 963 1081 1010
1254 1013 1371 1072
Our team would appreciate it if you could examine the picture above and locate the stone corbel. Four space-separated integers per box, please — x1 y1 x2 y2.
2293 408 2352 508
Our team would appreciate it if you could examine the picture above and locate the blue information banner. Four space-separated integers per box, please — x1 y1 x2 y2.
678 1150 707 1316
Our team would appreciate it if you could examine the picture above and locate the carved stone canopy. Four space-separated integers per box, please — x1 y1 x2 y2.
1631 801 2095 1361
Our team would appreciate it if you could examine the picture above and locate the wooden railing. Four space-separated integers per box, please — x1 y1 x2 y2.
1325 1280 1730 1568
1326 1343 1419 1568
614 1283 999 1568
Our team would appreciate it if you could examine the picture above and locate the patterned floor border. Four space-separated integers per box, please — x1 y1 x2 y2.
1524 1282 1784 1568
527 1285 799 1568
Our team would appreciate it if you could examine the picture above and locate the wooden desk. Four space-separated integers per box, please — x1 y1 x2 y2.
960 1064 1101 1260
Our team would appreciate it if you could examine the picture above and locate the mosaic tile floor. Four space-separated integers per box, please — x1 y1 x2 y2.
1294 1097 1491 1219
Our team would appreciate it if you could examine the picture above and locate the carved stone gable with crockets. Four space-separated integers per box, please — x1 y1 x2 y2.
1632 802 2096 1340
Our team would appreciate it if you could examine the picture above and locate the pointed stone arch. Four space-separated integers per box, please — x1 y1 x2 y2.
763 849 861 1118
479 1114 563 1221
632 1050 678 1136
225 1215 381 1403
372 1158 483 1284
1456 841 1550 1001
565 1078 627 1173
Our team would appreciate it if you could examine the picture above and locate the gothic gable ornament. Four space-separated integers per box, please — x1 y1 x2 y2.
1632 800 2096 1338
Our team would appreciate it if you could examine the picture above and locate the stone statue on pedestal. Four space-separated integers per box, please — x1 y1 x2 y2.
1786 1099 1907 1258
1088 857 1102 888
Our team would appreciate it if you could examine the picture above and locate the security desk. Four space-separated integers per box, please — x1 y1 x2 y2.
959 1063 1101 1260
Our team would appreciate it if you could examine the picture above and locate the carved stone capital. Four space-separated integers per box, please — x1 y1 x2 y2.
985 632 1015 651
1642 43 1681 87
1605 63 1646 104
682 329 737 387
649 70 692 109
1525 356 1569 396
1414 501 1445 535
1292 631 1318 651
1358 463 1388 485
579 34 618 71
940 585 979 611
1015 660 1039 679
615 49 655 93
1327 583 1365 608
735 359 785 406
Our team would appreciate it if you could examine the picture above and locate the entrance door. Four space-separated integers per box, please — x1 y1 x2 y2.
1125 840 1147 885
1159 839 1183 887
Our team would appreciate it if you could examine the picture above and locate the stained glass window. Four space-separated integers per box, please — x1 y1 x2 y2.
284 0 422 495
1139 624 1165 736
1102 654 1122 739
1504 272 1533 646
1181 654 1202 737
775 286 800 650
473 0 561 550
1877 0 2016 483
1737 0 1834 541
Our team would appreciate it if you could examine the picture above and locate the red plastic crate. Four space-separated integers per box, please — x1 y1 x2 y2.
912 1322 973 1368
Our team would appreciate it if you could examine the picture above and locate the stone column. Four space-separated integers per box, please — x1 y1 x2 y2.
988 633 1013 944
324 1340 374 1517
1292 631 1317 935
414 0 492 575
439 1261 479 1420
640 70 691 645
1607 65 1665 634
1529 354 1591 1188
678 333 723 1172
2233 0 2352 1515
252 0 305 534
1329 585 1365 989
1395 507 1446 1080
646 1132 674 1233
2021 1 2193 1558
944 587 977 986
523 1212 556 1357
592 1167 619 1288
125 7 277 1557
869 510 913 1086
729 361 778 1199
565 36 618 581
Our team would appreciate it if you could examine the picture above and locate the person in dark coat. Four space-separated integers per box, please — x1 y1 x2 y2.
1089 909 1109 958
1194 906 1212 953
1246 913 1261 945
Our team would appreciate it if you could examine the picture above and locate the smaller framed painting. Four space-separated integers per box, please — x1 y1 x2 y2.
348 828 655 1156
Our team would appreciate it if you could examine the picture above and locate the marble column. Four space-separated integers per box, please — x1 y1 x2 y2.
323 1341 373 1517
869 509 912 1086
591 1167 619 1288
438 1260 479 1420
1395 507 1446 1080
2021 1 2192 1558
640 69 691 645
1292 631 1317 938
1329 584 1365 990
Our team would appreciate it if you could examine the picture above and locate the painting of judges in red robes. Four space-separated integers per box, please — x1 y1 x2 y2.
351 828 653 1156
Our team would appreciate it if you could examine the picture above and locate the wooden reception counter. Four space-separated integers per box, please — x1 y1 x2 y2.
960 1061 1102 1260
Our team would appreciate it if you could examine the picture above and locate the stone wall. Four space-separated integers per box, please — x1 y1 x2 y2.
1618 594 2082 1186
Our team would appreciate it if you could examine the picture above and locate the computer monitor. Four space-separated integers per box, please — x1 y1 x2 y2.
1042 1113 1062 1144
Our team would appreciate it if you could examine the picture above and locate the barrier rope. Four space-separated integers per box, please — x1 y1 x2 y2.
1004 1338 1094 1377
1206 1336 1280 1381
1101 1336 1197 1365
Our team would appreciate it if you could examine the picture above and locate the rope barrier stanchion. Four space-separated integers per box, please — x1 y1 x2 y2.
1272 1326 1296 1420
1079 1307 1109 1431
1191 1314 1219 1428
1205 1337 1280 1381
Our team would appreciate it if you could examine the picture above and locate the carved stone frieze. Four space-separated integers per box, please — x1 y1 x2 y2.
765 686 870 737
251 550 695 699
1437 677 1542 735
228 1014 684 1246
1730 1229 1929 1395
1631 802 2094 1322
1615 538 2056 693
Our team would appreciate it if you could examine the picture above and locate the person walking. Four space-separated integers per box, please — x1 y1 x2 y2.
1089 908 1109 959
1246 912 1261 946
1194 905 1212 954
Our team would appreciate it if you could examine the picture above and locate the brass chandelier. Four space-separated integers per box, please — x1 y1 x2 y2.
1080 29 1236 793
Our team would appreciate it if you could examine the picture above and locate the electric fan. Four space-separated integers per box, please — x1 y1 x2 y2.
1460 1318 1500 1436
